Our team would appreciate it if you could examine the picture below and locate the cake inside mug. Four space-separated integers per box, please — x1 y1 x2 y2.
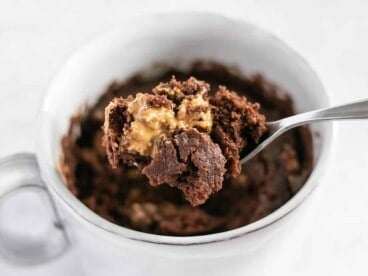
58 61 313 236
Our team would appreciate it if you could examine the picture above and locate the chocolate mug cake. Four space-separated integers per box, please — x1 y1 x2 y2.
59 62 313 236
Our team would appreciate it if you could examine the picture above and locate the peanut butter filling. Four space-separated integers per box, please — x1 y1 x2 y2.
177 94 212 131
121 89 212 156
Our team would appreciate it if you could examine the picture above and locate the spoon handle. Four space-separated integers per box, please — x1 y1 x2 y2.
242 98 368 164
271 98 368 132
309 98 368 120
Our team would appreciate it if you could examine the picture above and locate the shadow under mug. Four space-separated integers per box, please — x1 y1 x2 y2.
0 12 334 274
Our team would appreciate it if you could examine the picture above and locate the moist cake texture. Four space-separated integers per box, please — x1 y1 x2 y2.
210 86 266 177
59 62 313 236
102 77 265 206
142 128 226 206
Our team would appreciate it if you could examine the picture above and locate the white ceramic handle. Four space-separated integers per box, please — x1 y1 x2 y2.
0 153 69 265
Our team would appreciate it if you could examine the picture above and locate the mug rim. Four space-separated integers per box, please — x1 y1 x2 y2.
37 11 335 245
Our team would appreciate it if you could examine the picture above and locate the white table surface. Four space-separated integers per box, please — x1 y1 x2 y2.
0 0 368 275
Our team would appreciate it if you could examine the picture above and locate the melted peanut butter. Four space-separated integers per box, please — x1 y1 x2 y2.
177 94 212 132
124 92 212 156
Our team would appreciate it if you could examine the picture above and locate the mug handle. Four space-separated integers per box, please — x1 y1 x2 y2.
0 153 70 265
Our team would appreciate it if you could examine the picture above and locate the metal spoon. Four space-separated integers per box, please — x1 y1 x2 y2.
240 98 368 164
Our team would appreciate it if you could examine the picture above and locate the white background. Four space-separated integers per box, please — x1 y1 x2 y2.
0 0 368 275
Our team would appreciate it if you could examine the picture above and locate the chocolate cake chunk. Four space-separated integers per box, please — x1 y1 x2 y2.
102 76 265 206
143 129 226 206
102 77 226 206
102 97 133 168
210 86 266 177
153 75 210 102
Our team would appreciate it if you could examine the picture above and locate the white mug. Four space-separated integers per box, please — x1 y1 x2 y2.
0 12 334 275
